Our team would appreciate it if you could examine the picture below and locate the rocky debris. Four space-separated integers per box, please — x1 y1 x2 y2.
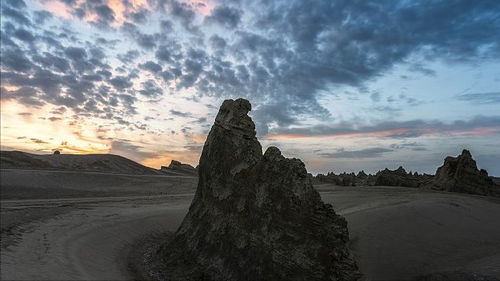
374 166 432 188
157 99 360 281
428 149 499 196
160 160 197 175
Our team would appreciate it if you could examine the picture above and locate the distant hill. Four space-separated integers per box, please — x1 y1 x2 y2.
0 150 161 175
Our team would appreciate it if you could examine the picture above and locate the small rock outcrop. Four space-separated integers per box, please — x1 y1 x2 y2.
160 160 197 175
53 150 61 155
157 99 360 281
429 149 499 196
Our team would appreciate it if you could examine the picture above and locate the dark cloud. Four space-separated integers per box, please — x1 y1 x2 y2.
30 138 48 144
168 0 196 31
13 28 36 42
170 110 193 118
139 80 163 98
272 115 500 138
48 116 62 121
1 6 32 26
390 142 428 151
320 147 394 159
127 9 148 24
0 49 33 72
139 61 162 73
117 50 140 63
33 10 53 24
182 0 500 132
205 6 242 28
122 22 159 49
94 5 115 25
109 76 133 91
1 0 499 140
32 53 71 73
4 0 27 9
209 35 226 50
457 92 500 104
109 140 155 161
64 47 87 61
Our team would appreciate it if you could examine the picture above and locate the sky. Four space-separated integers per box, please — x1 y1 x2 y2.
1 0 500 175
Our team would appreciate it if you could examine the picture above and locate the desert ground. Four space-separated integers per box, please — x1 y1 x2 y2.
1 172 500 281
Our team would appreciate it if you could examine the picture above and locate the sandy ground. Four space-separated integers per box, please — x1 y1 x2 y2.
1 169 197 199
1 183 500 280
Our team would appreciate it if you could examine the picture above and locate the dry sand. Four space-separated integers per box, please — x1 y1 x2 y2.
1 169 197 199
1 181 500 280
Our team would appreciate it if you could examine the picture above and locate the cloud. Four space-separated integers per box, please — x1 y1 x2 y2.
170 110 193 118
1 0 499 143
109 140 155 161
64 47 87 61
30 138 48 144
319 147 394 159
139 61 162 73
0 48 33 72
269 115 500 138
457 92 500 104
109 76 133 91
205 6 242 28
4 0 27 9
1 5 32 26
139 80 163 98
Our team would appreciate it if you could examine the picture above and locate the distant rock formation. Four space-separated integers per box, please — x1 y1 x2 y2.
315 172 357 186
160 160 197 175
157 99 360 281
374 166 432 188
314 167 432 187
428 149 499 196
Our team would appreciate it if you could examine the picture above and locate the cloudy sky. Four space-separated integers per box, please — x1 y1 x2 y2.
1 0 499 175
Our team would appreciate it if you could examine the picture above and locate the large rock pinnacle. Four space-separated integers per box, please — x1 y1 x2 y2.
158 98 360 281
429 149 499 196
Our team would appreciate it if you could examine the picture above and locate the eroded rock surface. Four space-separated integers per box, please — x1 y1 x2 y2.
429 149 499 196
157 98 360 281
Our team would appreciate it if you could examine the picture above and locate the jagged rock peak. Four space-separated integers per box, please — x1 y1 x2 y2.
214 98 255 136
429 149 498 196
461 149 472 157
158 98 361 281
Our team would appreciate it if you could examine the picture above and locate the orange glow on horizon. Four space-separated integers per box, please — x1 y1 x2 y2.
141 151 200 169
